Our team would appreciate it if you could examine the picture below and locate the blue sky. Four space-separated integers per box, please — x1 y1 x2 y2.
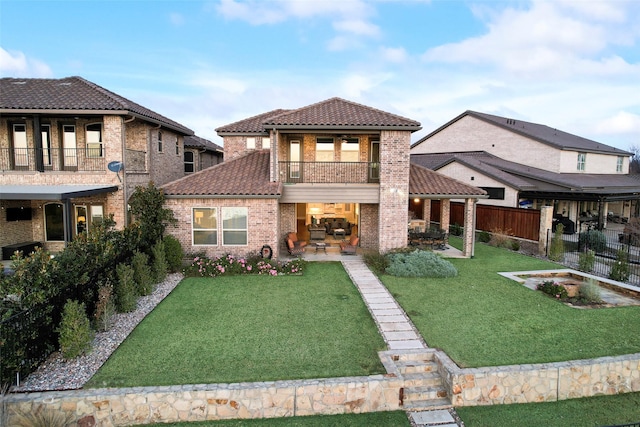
1 0 639 150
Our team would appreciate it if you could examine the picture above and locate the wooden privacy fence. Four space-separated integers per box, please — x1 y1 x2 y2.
431 201 541 241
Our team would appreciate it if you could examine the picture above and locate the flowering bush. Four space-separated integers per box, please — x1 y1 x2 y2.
184 254 306 277
536 280 568 299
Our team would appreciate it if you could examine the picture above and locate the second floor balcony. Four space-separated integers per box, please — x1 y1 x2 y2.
278 161 380 184
1 147 106 172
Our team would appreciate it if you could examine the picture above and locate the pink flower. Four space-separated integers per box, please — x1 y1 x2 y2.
246 265 252 271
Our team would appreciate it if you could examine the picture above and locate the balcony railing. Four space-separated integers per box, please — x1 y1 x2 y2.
0 147 106 172
278 161 380 184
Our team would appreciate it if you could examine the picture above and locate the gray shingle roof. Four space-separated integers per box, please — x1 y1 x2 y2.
184 135 223 152
162 150 280 197
413 110 631 156
216 98 421 134
0 76 193 135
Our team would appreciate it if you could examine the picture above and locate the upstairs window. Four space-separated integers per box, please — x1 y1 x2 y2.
86 123 103 157
316 137 334 161
617 156 624 172
41 124 52 166
12 123 28 167
480 187 505 200
62 125 77 167
175 138 179 155
158 131 163 152
262 137 270 149
184 151 195 173
341 138 359 162
246 137 256 149
577 153 586 171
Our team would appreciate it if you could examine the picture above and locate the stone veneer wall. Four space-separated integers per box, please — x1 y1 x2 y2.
4 375 404 426
434 350 640 406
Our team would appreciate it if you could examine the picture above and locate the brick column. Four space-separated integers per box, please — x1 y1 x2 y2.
539 206 554 255
422 199 431 228
462 198 475 258
440 199 450 232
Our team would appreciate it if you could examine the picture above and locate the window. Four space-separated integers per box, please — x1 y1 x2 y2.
86 123 103 157
246 137 256 149
90 205 104 225
62 125 77 167
12 123 28 166
41 124 52 166
184 151 195 173
289 140 300 179
341 138 359 162
262 137 270 149
480 187 505 200
45 203 64 241
577 153 586 171
158 131 163 152
175 139 179 155
617 156 624 172
222 207 247 245
316 137 334 161
193 207 217 245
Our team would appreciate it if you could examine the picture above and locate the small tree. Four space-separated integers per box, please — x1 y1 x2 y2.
58 300 93 359
609 248 630 282
128 182 176 254
548 223 565 262
151 240 168 283
115 263 137 313
163 235 184 273
132 251 153 296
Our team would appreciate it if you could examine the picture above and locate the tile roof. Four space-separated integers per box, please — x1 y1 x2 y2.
413 110 631 156
409 163 487 198
216 98 421 134
162 150 280 197
0 76 193 135
411 151 640 196
184 135 223 152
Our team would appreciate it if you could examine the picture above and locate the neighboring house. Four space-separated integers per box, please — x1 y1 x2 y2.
183 135 223 173
411 111 640 230
163 98 486 259
0 76 193 258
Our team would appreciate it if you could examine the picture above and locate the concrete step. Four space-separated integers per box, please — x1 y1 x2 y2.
402 398 452 411
395 359 438 375
399 372 444 388
392 351 435 362
403 385 449 402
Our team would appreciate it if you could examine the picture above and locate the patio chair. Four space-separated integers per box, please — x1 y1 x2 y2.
340 235 359 255
285 232 307 256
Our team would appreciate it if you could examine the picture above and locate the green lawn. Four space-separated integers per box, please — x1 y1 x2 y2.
457 392 640 427
86 262 386 388
147 411 411 426
382 240 640 367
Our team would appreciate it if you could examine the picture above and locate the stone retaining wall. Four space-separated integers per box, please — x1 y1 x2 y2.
435 351 640 406
3 375 403 426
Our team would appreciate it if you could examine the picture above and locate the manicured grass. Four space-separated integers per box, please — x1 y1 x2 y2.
457 392 640 427
86 262 386 388
148 411 411 426
382 240 640 367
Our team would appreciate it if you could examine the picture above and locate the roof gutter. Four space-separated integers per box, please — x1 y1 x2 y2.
164 194 281 199
409 193 489 199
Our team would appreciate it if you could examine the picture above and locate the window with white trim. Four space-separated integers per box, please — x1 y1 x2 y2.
184 151 195 173
316 137 334 161
262 137 270 149
616 156 624 172
193 207 217 245
86 123 103 157
62 125 77 167
577 152 586 171
341 138 359 162
222 207 247 245
12 123 28 166
246 137 256 149
41 124 52 166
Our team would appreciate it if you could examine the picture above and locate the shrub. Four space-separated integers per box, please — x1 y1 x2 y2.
385 250 458 278
450 223 463 236
132 251 153 295
151 240 168 283
536 280 568 299
9 404 74 427
579 278 602 304
548 223 565 262
128 182 176 254
609 248 630 282
477 231 491 243
578 230 607 253
578 249 596 272
57 300 93 359
115 263 137 313
184 254 307 277
93 282 115 332
510 240 521 251
163 235 183 272
362 251 389 275
489 228 515 249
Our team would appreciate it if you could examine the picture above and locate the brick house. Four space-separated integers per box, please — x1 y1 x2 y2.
411 110 640 231
183 135 223 174
163 98 486 259
0 76 194 258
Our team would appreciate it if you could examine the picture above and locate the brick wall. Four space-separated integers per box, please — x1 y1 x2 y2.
359 204 379 250
164 197 280 260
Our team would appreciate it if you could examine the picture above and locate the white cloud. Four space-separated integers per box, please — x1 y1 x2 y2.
169 12 186 26
595 111 640 135
333 19 380 38
379 46 408 63
339 72 392 98
0 47 52 78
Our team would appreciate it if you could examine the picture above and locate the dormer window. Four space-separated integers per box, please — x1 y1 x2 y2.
577 153 586 171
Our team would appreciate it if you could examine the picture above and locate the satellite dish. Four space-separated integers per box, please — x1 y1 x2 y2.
108 161 124 173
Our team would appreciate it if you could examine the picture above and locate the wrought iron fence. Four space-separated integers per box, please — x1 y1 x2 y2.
548 225 640 287
0 147 106 172
0 306 57 387
278 161 380 183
